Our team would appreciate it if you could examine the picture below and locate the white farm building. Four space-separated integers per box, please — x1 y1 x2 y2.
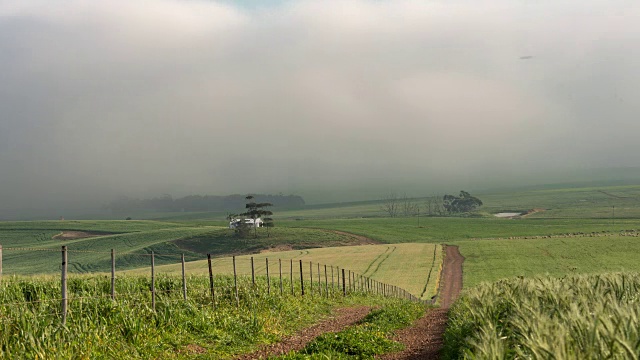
229 218 263 229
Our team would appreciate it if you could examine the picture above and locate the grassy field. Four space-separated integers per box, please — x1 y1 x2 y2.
4 183 640 358
125 243 443 300
153 184 640 221
3 183 640 292
0 273 419 359
453 234 640 288
0 222 362 275
279 217 640 243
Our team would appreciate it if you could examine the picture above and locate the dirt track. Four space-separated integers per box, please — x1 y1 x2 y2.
438 245 464 309
379 245 464 360
52 231 114 240
235 306 372 359
234 243 465 360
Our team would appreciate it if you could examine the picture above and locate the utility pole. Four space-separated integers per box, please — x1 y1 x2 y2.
612 205 615 229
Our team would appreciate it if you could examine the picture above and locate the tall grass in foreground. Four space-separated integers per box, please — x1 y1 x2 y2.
443 273 640 359
0 274 397 359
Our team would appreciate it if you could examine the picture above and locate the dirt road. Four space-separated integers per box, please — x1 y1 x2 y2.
438 245 464 309
234 243 465 360
379 245 464 360
235 306 372 359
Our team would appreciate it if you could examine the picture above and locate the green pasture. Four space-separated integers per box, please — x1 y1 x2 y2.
454 234 640 288
279 217 640 243
3 183 640 293
478 184 640 219
0 220 186 233
0 223 370 275
125 243 443 300
140 184 640 221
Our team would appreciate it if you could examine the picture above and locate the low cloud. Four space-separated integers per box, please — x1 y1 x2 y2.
1 0 639 211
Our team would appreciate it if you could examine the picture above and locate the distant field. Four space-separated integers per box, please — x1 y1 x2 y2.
125 243 443 300
0 219 187 233
136 184 640 221
478 184 640 219
279 217 640 243
3 183 640 293
0 221 368 275
454 235 640 288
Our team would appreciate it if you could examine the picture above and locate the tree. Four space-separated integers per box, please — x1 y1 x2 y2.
380 192 399 217
401 193 419 217
262 217 274 237
424 195 446 216
443 191 483 213
238 195 273 238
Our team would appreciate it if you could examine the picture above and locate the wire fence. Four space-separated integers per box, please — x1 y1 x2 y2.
0 244 424 325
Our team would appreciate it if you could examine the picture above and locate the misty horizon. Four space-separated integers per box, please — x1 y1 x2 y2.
2 0 640 216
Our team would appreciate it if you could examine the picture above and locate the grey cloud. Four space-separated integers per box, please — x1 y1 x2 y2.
1 0 639 213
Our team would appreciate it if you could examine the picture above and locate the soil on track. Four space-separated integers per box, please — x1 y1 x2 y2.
234 306 372 359
52 231 115 240
379 245 464 360
324 229 381 245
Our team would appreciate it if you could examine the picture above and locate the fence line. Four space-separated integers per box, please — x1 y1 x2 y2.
0 244 426 325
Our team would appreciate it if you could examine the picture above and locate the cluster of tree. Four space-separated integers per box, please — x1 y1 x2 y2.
105 194 304 213
443 191 483 213
380 191 482 217
228 195 274 238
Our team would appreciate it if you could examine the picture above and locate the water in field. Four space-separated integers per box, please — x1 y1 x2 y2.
494 212 522 218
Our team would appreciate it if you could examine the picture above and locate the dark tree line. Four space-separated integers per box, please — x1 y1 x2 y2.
105 194 304 213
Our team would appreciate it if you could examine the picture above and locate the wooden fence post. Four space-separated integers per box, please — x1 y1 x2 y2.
61 246 68 325
279 259 283 295
233 256 239 306
348 270 351 292
317 263 321 296
151 251 156 311
290 259 294 295
266 258 270 295
251 256 255 287
181 254 187 301
331 266 334 290
324 265 328 297
341 268 346 296
0 244 3 283
207 254 216 308
299 260 304 296
309 262 313 296
110 249 116 300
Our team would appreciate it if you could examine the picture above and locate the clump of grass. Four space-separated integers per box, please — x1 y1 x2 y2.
442 272 640 359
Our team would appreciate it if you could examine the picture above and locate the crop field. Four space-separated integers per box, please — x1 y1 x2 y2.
125 243 443 300
443 273 640 359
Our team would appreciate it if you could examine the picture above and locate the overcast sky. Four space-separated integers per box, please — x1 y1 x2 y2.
1 0 639 211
